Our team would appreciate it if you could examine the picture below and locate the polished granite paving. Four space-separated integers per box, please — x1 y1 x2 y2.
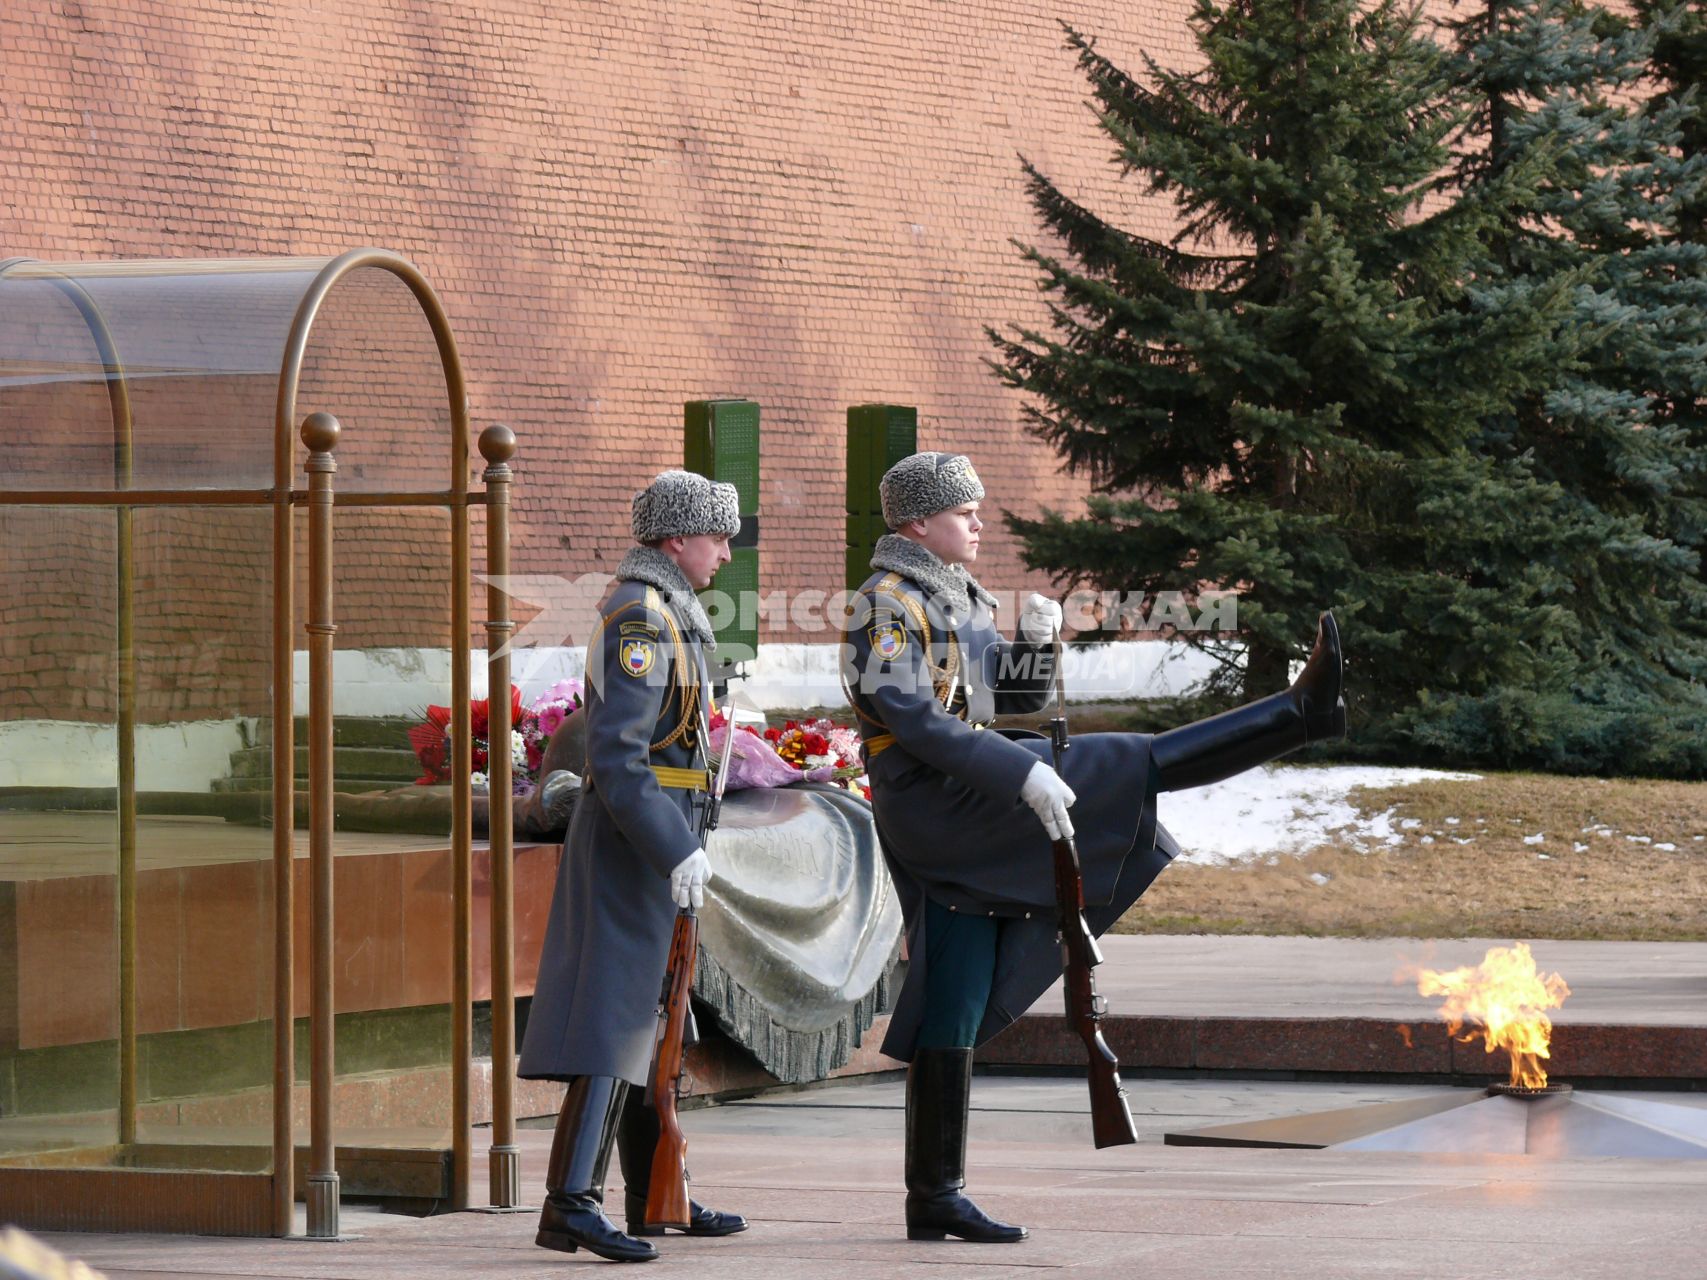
35 1074 1707 1279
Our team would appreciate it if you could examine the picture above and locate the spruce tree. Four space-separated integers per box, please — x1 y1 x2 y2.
1633 0 1707 528
993 0 1585 720
995 0 1707 773
1425 0 1707 756
1635 0 1707 240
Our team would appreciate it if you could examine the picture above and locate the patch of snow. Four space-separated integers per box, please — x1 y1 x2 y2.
1573 842 1589 853
1445 817 1460 826
1657 842 1678 852
1628 835 1653 845
1157 764 1480 866
1538 853 1552 860
1523 833 1546 845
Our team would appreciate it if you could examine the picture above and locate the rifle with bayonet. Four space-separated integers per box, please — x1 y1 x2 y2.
643 655 734 1229
1047 626 1139 1149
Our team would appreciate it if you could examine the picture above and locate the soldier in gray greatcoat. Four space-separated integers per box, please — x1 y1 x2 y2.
518 470 748 1263
842 452 1346 1245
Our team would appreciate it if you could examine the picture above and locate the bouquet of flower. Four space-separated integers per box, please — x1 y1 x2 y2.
707 713 868 796
409 679 584 796
522 678 584 783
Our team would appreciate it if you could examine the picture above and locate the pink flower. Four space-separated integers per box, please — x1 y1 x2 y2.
536 702 567 738
532 678 584 713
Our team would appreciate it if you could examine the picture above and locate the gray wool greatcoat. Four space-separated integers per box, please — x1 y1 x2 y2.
518 578 707 1087
843 567 1179 1062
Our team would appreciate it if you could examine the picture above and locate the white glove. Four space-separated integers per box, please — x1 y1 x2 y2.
1020 761 1076 840
1019 593 1064 645
670 848 711 909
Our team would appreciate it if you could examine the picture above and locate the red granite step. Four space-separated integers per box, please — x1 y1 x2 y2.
977 1012 1707 1083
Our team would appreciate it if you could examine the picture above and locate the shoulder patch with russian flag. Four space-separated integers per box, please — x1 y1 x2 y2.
620 636 657 677
869 619 907 661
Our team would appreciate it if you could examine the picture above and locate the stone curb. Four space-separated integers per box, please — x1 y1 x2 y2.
978 1014 1707 1083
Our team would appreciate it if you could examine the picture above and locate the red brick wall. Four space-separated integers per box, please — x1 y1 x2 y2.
0 502 455 721
1 0 1211 678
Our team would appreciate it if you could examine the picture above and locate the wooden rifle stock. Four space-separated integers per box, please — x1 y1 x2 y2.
644 906 698 1229
1046 627 1139 1149
1052 834 1138 1148
645 651 731 1230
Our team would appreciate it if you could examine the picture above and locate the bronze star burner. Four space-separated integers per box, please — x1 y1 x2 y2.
1164 1086 1707 1158
1166 943 1707 1158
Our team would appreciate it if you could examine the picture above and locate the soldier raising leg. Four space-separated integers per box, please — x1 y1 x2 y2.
842 452 1345 1242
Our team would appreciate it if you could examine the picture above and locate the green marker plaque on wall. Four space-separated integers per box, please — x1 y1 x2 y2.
845 404 917 591
685 398 760 677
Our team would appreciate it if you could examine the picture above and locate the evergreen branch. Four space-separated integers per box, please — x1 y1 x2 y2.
1017 156 1238 289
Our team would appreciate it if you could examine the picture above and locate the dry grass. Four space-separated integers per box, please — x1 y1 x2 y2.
1115 772 1707 940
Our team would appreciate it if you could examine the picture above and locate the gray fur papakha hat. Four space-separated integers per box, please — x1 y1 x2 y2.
631 469 741 543
879 451 985 528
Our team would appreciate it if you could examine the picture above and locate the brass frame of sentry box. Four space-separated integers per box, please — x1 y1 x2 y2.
0 249 522 1237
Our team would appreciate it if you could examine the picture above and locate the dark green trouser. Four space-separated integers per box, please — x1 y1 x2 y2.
914 897 1000 1051
914 761 1162 1051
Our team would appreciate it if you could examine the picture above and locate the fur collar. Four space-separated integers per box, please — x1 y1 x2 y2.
870 533 998 620
616 545 716 647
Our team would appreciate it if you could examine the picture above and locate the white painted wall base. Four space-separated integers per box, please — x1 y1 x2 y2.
0 718 254 790
1 640 1229 791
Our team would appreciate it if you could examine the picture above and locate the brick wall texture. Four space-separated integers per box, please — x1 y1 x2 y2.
1 0 1208 718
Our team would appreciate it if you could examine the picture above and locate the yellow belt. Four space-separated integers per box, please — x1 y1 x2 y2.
650 765 708 790
863 721 988 762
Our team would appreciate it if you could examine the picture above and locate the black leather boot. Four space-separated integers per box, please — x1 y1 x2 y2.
616 1088 749 1238
904 1047 1027 1243
536 1076 658 1262
1151 610 1347 793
